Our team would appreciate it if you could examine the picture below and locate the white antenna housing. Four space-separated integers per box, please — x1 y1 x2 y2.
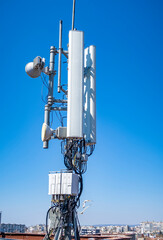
41 123 54 141
25 62 41 78
84 45 96 145
25 56 45 78
67 30 84 138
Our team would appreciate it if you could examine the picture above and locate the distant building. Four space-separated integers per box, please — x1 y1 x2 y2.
140 221 163 234
27 224 46 233
0 223 27 233
123 225 130 232
80 226 100 235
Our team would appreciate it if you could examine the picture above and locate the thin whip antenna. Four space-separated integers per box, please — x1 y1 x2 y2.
58 20 62 93
72 0 76 30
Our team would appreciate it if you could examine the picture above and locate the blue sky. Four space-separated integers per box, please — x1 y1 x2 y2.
0 0 163 226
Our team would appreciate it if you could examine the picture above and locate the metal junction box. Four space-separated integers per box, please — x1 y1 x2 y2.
49 172 79 196
56 127 67 139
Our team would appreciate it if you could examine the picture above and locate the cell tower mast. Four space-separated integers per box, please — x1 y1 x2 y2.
25 0 96 239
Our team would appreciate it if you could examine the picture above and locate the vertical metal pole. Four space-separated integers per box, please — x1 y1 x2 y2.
72 0 76 30
43 46 56 149
73 210 80 240
0 211 2 225
58 20 63 93
65 214 72 240
43 105 50 149
49 46 56 96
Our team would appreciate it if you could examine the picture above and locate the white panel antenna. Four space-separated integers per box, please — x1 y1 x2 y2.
84 45 96 145
67 30 84 139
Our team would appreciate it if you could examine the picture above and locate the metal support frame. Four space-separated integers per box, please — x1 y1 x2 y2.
42 42 81 240
51 107 67 111
53 99 67 103
62 51 68 59
43 46 56 149
44 201 80 240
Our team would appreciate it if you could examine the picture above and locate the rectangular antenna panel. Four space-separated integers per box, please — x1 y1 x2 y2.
67 30 84 138
84 45 96 145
